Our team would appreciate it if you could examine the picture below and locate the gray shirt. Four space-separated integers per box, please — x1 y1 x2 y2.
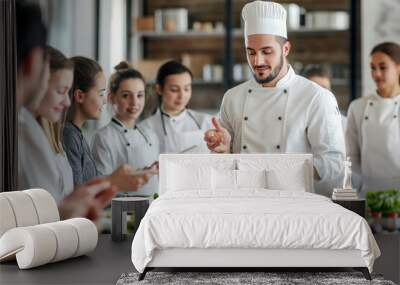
63 122 100 185
18 108 64 203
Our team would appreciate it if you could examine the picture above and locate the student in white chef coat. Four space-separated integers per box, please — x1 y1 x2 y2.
302 64 347 132
204 1 345 196
92 62 159 196
346 42 400 195
140 60 213 154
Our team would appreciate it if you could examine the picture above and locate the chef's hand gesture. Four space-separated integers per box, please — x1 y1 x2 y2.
204 117 231 153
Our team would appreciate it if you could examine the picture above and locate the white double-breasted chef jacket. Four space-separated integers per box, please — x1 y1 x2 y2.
140 107 213 154
219 66 346 195
346 93 400 195
92 118 160 196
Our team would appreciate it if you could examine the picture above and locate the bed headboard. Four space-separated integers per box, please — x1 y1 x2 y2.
159 153 314 195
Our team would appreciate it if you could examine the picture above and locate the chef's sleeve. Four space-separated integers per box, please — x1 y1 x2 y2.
218 93 235 141
307 91 346 195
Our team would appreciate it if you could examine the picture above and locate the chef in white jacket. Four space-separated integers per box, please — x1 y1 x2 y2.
92 62 159 196
140 60 213 154
204 1 345 196
346 42 400 195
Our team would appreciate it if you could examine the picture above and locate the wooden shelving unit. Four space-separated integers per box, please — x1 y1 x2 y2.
128 0 360 113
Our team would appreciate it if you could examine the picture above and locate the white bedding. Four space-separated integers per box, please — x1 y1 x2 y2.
131 190 380 273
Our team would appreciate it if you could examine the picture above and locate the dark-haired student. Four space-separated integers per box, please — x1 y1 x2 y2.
140 60 213 154
92 62 159 197
62 57 156 191
346 42 400 195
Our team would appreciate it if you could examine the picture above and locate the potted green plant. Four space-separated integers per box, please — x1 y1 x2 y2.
381 190 399 218
380 189 400 231
366 192 383 218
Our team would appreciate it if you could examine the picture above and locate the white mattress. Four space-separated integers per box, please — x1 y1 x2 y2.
131 190 380 273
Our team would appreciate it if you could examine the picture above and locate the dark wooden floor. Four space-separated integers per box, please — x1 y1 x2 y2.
0 234 134 285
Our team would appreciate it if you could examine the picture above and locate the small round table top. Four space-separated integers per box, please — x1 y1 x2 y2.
112 197 150 202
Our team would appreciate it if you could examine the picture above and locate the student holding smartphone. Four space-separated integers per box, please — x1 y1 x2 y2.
92 62 159 197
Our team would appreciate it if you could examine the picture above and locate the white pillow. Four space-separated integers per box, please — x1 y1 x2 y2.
236 169 268 189
167 163 212 192
212 168 236 190
211 168 268 190
267 166 307 191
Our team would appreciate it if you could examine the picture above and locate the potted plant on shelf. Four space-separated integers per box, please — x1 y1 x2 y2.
379 189 400 232
366 192 383 218
366 191 384 233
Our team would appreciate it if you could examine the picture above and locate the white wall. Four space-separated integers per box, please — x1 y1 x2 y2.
40 0 130 141
47 0 96 59
98 0 127 75
361 0 400 96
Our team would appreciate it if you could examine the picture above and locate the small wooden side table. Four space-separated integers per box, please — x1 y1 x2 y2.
332 199 366 218
111 197 150 242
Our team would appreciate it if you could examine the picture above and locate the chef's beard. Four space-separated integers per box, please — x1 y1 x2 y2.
252 54 284 85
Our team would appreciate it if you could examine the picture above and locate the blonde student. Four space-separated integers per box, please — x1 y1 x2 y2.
92 62 159 196
36 47 74 201
140 60 213 154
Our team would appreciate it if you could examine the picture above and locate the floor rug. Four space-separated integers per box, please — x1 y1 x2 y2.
117 271 395 285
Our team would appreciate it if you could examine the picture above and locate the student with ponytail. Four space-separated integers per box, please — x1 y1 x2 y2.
92 61 159 196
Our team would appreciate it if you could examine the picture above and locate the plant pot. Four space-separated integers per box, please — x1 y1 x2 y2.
371 211 382 219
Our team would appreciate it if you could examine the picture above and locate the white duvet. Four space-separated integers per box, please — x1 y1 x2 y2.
131 190 380 273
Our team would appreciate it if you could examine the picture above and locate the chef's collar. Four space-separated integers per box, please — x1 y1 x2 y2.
373 91 400 101
249 65 295 90
160 105 188 121
111 117 137 130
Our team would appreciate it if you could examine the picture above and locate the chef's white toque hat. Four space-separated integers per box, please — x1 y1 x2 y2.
242 1 287 40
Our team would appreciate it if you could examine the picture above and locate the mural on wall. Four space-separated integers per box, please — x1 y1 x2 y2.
362 0 400 96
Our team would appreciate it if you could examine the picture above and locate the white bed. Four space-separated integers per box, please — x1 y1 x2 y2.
131 154 380 280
